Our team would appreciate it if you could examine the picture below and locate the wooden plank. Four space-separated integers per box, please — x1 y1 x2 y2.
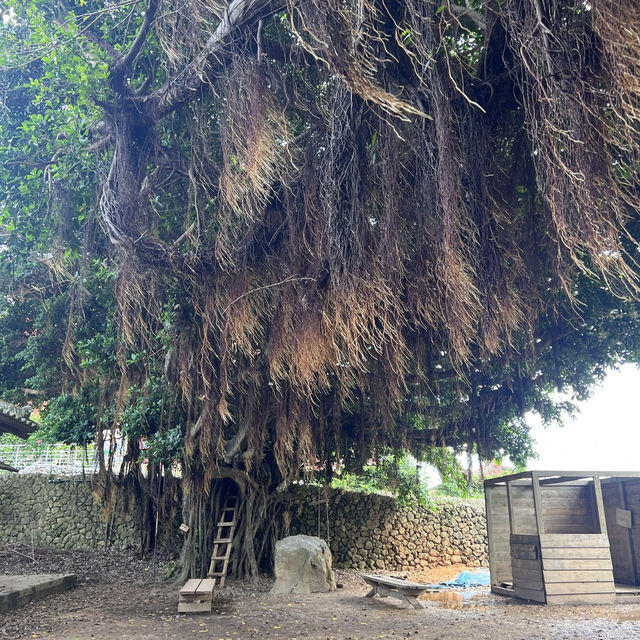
541 547 611 560
512 521 537 535
602 477 640 486
593 475 607 535
542 506 592 516
547 593 615 605
539 533 609 547
623 481 640 494
603 481 636 585
543 510 593 520
543 558 612 571
545 582 615 595
485 486 502 589
511 534 540 545
543 508 592 518
485 471 533 486
510 557 541 570
615 508 632 528
511 506 536 515
539 478 592 487
540 489 589 502
615 594 640 604
542 497 593 510
536 472 640 480
545 524 598 535
621 481 640 586
513 587 546 603
197 578 215 593
543 570 614 583
178 601 211 613
506 480 514 535
510 485 535 498
362 575 429 591
515 580 544 591
543 505 600 520
615 583 640 593
491 585 514 596
513 569 542 588
511 543 538 560
179 579 203 595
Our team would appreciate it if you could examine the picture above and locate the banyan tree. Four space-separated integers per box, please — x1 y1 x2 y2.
2 0 640 578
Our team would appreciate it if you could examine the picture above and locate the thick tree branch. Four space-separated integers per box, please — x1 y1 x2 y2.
114 0 160 76
143 0 286 122
449 2 486 31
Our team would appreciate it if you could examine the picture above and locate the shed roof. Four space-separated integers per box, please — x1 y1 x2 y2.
0 400 37 439
484 469 640 487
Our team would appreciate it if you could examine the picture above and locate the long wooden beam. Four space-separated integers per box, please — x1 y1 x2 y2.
485 470 640 487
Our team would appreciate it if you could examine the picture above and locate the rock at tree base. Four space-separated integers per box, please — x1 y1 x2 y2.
271 535 337 594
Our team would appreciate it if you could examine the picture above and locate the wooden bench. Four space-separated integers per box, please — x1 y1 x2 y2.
362 574 432 609
178 578 216 613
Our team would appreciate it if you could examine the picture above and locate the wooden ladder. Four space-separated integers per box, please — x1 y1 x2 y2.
207 492 238 587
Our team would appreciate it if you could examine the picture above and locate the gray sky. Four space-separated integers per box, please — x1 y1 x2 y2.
527 363 640 472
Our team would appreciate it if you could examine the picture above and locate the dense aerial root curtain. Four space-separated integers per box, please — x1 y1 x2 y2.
100 0 640 570
4 0 640 579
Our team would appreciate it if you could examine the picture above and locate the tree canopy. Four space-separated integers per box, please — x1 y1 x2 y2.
2 0 640 575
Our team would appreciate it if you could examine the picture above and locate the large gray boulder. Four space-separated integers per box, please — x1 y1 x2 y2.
271 534 337 595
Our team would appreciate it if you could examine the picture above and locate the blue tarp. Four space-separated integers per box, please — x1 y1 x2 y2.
432 567 490 589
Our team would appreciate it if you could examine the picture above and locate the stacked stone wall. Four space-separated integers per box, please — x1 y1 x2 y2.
0 476 488 570
0 474 139 549
289 487 488 570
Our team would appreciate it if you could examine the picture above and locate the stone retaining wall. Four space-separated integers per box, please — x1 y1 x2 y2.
0 474 140 549
289 487 488 570
0 475 488 570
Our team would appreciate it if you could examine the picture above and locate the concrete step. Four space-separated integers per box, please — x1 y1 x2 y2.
0 573 77 614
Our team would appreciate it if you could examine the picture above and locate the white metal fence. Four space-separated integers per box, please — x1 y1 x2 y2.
0 443 125 475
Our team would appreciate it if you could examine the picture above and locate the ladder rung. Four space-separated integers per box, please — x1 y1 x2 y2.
206 493 238 589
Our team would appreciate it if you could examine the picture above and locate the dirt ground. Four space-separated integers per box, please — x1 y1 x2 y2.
2 545 640 640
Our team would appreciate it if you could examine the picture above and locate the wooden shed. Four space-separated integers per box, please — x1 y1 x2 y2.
484 471 640 604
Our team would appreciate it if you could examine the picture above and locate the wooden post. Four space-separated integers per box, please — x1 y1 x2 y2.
531 472 545 535
619 481 639 585
484 485 501 588
593 475 607 536
506 480 514 534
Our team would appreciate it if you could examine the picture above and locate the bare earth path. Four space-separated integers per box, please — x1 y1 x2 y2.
2 546 640 640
